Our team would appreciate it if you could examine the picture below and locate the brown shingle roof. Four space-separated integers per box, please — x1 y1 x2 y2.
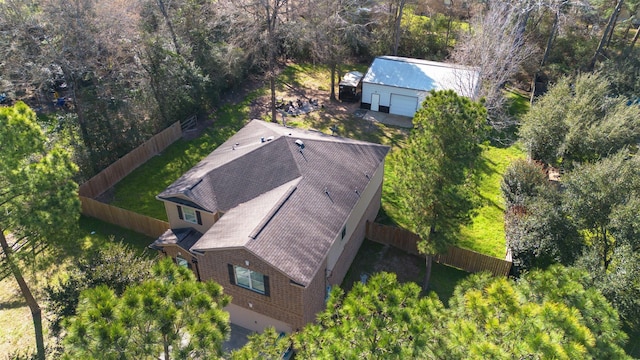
159 120 389 285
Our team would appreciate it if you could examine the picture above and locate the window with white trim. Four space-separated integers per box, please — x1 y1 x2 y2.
183 207 198 224
176 256 189 268
177 205 202 225
233 265 266 294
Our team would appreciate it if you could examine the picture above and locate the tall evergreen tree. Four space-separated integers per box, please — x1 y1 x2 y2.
0 102 80 360
62 258 230 360
392 90 487 286
520 73 640 169
235 268 631 359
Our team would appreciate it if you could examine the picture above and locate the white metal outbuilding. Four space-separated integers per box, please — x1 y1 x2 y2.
361 56 480 118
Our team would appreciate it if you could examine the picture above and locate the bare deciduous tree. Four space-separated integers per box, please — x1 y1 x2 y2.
590 0 624 69
229 0 290 123
299 0 370 100
451 0 538 129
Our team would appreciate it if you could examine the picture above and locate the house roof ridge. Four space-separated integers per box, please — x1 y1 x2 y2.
190 177 302 252
249 184 298 240
253 119 391 149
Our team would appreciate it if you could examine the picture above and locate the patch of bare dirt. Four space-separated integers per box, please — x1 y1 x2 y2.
370 245 426 285
246 71 362 122
343 240 426 292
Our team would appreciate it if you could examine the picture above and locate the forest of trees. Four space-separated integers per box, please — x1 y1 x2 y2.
3 0 640 358
505 72 640 339
2 0 639 179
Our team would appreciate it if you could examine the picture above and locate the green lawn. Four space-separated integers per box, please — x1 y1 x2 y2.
110 92 262 220
0 216 154 357
457 145 525 257
505 87 530 118
382 144 525 257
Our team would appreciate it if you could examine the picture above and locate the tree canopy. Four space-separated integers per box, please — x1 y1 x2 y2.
0 101 80 360
563 151 640 328
506 103 640 329
519 73 640 169
393 90 488 253
235 268 631 359
62 258 230 360
391 90 487 286
44 242 155 340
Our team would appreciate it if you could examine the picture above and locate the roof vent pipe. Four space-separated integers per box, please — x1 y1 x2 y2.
295 139 305 149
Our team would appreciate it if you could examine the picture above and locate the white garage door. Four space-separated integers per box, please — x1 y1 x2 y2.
390 94 418 117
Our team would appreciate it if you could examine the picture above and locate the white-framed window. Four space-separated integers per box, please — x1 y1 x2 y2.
183 207 197 224
176 255 189 268
177 205 202 225
232 265 267 295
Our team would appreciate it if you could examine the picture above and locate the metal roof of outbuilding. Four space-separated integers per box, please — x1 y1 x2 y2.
339 71 364 87
363 56 480 98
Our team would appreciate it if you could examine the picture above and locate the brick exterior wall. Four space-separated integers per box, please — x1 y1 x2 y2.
197 248 307 330
159 245 200 277
301 258 329 327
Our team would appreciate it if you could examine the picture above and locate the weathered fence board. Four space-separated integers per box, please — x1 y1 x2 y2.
80 196 170 238
366 222 511 276
79 121 182 198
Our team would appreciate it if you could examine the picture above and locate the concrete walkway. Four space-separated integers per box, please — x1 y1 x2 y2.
223 323 253 354
362 110 413 128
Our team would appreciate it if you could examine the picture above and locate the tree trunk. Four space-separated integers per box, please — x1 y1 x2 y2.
590 0 624 70
265 0 280 123
392 0 406 56
624 22 640 56
69 80 98 174
423 255 433 291
602 226 611 272
514 8 531 47
156 0 181 56
0 231 45 360
141 51 170 127
163 334 170 360
445 15 452 48
268 25 277 122
270 73 277 123
330 62 336 101
530 12 558 105
605 7 621 48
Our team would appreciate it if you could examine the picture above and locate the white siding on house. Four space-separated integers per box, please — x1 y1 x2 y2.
225 303 292 333
325 159 385 275
390 94 418 117
362 83 428 113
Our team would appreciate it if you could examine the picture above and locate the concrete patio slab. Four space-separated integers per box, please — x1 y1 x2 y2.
223 323 254 354
362 110 413 128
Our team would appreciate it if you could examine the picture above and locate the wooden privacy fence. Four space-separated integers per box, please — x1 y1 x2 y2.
80 196 170 238
365 221 422 255
365 222 512 277
79 121 182 198
433 246 512 277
